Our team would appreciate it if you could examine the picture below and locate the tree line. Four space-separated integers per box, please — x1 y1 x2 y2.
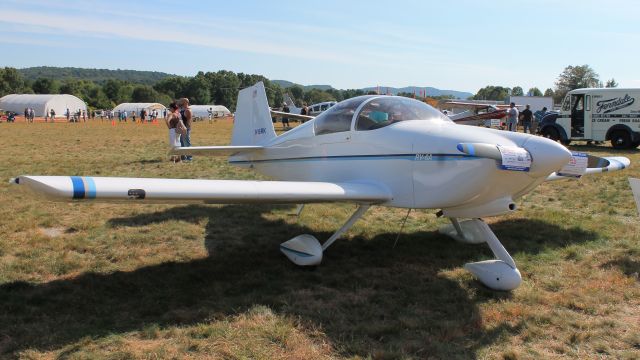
0 64 621 112
0 67 371 112
472 65 619 103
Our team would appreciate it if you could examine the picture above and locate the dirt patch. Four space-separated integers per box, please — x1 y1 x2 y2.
39 227 66 238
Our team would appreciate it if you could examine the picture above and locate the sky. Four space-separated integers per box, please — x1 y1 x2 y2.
1 0 639 94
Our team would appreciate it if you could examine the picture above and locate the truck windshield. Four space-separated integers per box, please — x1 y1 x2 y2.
562 95 571 111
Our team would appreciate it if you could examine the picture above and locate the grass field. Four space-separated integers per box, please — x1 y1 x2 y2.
0 120 638 359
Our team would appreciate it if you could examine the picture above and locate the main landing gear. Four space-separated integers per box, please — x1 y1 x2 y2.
280 207 521 291
279 204 370 266
439 218 522 291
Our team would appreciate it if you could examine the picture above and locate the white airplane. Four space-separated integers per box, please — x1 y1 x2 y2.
283 94 337 117
12 82 631 291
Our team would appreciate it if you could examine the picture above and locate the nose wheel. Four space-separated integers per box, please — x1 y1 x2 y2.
440 218 522 291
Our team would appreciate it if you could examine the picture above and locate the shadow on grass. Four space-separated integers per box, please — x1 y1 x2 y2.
124 158 163 165
0 205 598 358
601 257 640 280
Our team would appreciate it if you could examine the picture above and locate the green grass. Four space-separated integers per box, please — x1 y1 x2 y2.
0 121 639 359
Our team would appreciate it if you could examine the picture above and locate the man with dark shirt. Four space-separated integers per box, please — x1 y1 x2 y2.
178 98 193 161
520 104 534 134
282 103 290 130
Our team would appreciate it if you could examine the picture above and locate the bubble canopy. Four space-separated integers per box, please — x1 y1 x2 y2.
314 95 449 135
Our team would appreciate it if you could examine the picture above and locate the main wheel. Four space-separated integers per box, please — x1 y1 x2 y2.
540 127 560 142
610 130 632 149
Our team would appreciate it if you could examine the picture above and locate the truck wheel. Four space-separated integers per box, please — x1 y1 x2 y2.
541 127 560 141
610 130 632 149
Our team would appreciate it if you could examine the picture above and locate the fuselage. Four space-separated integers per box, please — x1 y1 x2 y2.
230 96 570 211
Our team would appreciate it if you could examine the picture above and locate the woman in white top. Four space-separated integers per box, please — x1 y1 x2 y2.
165 102 182 162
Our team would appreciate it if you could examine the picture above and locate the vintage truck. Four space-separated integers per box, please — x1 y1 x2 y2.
539 88 640 149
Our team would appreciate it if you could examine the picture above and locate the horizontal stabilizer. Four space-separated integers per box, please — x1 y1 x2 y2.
169 145 263 156
12 176 391 204
546 156 630 181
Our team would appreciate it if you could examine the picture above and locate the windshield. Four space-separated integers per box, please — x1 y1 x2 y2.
314 96 372 135
356 96 449 131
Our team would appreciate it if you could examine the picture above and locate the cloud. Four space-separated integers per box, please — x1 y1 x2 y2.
0 8 361 65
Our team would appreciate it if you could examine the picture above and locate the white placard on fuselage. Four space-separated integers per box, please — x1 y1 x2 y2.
497 145 532 171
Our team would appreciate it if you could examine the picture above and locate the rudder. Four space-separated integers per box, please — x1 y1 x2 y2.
231 82 277 146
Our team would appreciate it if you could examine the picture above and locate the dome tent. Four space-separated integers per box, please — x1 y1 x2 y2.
112 103 166 116
0 94 87 118
189 105 231 119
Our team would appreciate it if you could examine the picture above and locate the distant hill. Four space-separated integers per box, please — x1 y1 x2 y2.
361 86 472 99
274 80 472 99
18 67 175 85
272 80 333 91
16 68 473 98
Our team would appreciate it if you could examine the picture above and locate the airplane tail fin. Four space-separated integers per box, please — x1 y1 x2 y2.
231 82 277 146
283 94 302 115
283 94 295 107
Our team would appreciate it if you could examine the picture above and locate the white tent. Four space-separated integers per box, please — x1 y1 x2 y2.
189 105 231 119
112 103 167 116
0 94 87 118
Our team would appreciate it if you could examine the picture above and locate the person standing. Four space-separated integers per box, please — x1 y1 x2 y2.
165 102 182 162
533 106 548 134
178 98 193 161
520 104 533 134
50 109 55 121
282 103 290 129
507 102 519 132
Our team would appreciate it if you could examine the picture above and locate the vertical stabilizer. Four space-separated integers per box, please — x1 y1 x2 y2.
630 178 640 216
231 82 277 146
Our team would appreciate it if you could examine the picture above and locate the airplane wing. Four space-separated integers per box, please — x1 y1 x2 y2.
12 176 391 204
270 110 314 122
169 145 263 157
450 109 507 124
445 101 497 109
546 156 630 181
